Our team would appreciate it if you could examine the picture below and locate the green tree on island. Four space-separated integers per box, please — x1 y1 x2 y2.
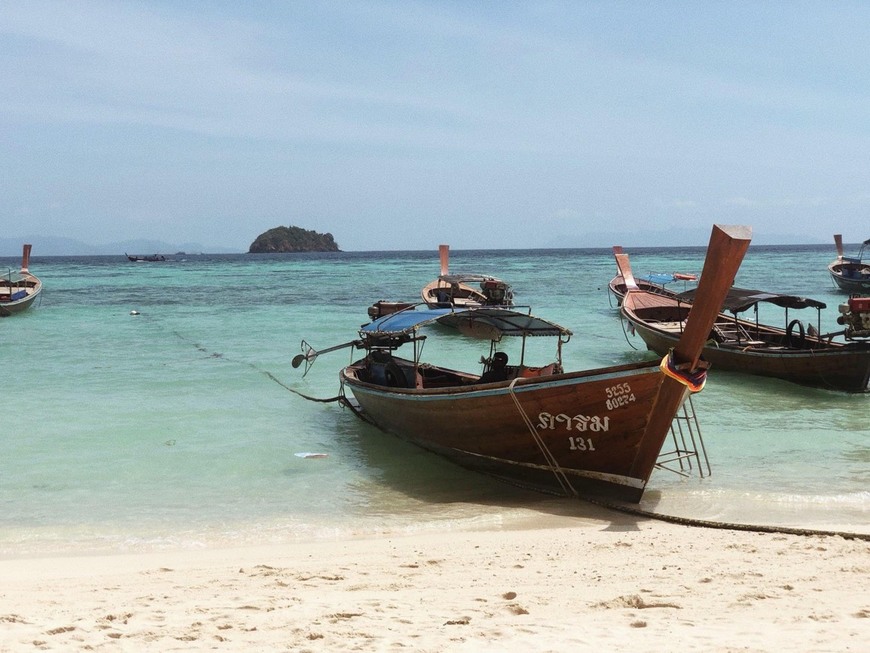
249 226 340 253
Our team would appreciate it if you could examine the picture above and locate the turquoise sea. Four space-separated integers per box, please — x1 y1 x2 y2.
1 244 868 557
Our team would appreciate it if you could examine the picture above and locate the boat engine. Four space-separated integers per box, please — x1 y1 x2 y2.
837 296 870 340
481 279 511 305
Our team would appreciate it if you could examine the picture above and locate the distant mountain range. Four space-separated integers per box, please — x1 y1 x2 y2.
0 228 835 257
0 236 243 257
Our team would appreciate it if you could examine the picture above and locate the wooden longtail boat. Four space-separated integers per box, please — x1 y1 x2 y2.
296 225 752 502
618 252 870 393
0 244 42 317
607 246 697 306
420 244 513 308
828 234 870 293
126 253 166 262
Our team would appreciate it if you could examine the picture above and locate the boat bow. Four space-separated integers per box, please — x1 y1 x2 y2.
626 224 752 481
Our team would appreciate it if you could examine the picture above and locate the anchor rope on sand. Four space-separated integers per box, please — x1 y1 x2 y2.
581 495 870 542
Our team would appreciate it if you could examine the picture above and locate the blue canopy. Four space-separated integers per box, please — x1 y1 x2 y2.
644 273 671 285
362 307 453 334
360 306 571 339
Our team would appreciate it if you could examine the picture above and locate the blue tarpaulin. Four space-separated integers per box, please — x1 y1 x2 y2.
360 306 571 338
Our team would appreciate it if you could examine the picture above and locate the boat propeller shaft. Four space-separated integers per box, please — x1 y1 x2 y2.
292 339 361 376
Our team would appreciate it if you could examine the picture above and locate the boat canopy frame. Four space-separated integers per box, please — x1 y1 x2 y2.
436 273 509 286
358 305 573 369
677 287 827 314
675 287 827 343
2 270 28 284
361 305 572 338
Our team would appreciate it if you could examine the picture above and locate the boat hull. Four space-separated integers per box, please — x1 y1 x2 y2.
0 274 41 317
627 317 870 392
421 279 489 308
341 359 682 502
828 262 870 292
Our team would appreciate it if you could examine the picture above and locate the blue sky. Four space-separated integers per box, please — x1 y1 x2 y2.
2 1 868 252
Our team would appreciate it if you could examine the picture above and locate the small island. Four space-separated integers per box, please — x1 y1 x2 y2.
248 226 340 253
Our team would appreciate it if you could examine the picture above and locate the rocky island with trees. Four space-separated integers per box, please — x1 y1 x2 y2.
248 226 340 253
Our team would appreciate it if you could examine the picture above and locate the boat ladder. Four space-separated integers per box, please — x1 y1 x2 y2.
655 394 711 478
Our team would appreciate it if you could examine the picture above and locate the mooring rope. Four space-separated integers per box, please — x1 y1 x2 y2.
486 470 870 541
260 369 343 403
618 314 640 350
581 495 870 542
507 378 578 497
172 330 343 403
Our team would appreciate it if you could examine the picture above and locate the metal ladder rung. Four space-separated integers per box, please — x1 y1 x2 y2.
656 394 711 478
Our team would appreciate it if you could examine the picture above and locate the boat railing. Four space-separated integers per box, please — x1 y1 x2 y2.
712 321 765 346
1 269 26 290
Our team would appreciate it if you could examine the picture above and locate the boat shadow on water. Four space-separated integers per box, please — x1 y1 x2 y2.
328 409 650 531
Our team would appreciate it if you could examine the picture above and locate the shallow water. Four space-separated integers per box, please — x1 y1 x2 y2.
1 245 867 556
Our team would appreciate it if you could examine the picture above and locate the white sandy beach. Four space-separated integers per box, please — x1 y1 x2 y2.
1 508 867 653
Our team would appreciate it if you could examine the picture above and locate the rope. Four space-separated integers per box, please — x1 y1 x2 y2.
172 329 342 403
260 369 342 403
507 378 578 497
455 469 870 542
337 394 379 425
618 315 640 350
581 495 870 541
